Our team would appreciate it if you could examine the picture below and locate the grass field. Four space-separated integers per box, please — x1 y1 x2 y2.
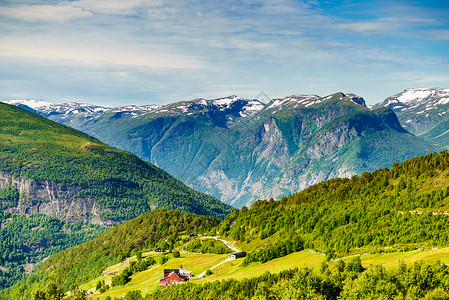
85 247 449 299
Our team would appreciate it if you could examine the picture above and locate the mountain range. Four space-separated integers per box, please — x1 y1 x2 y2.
5 88 445 207
372 87 449 149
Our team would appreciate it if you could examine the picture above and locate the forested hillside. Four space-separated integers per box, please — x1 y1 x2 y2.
0 102 232 290
0 102 232 222
4 151 449 299
0 212 105 290
0 209 221 299
218 150 449 259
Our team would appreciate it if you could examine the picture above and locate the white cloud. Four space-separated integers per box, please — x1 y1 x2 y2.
72 0 163 15
0 38 205 70
0 5 92 22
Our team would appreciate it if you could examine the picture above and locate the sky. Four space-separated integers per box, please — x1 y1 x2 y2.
0 0 448 107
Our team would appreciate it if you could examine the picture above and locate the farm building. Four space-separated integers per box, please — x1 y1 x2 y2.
228 252 246 260
159 268 192 287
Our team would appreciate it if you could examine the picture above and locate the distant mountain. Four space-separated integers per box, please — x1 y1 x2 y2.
7 93 435 207
372 88 449 149
194 92 434 206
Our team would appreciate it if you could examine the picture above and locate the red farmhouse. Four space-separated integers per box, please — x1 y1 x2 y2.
159 269 189 287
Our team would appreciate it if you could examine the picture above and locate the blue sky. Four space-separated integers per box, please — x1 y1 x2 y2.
0 0 448 106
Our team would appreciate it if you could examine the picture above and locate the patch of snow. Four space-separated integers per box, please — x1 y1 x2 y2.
305 101 317 107
214 97 237 106
384 99 399 106
245 102 264 111
397 88 432 102
416 111 425 114
3 99 53 109
437 98 449 105
270 99 283 108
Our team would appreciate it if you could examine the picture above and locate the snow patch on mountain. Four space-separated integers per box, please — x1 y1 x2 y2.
3 99 53 109
397 89 433 102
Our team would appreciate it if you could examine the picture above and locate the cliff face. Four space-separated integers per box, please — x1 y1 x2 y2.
0 171 113 226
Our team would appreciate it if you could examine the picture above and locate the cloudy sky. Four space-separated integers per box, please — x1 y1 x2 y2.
1 0 448 106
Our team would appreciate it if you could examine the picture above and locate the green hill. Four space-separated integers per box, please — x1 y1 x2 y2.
0 102 232 290
0 102 232 221
218 150 449 259
0 209 221 299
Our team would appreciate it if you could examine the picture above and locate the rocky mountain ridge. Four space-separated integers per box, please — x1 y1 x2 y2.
3 90 441 207
372 87 449 148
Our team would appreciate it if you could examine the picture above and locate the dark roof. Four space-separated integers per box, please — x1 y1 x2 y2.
231 252 246 257
164 269 180 273
160 270 189 281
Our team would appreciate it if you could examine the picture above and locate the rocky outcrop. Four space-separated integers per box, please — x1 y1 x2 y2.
0 171 113 226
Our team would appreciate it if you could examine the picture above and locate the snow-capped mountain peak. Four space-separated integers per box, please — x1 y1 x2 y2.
372 87 449 137
3 99 53 109
396 88 449 103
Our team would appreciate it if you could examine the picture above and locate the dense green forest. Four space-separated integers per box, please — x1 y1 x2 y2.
0 102 232 221
0 210 221 299
0 212 105 290
218 150 449 258
183 238 232 254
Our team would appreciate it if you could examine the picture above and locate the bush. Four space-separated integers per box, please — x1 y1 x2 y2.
173 249 180 258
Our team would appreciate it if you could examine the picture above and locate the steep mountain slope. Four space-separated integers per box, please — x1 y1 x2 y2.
372 88 449 149
192 93 434 206
0 102 232 290
5 93 435 207
0 102 232 223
